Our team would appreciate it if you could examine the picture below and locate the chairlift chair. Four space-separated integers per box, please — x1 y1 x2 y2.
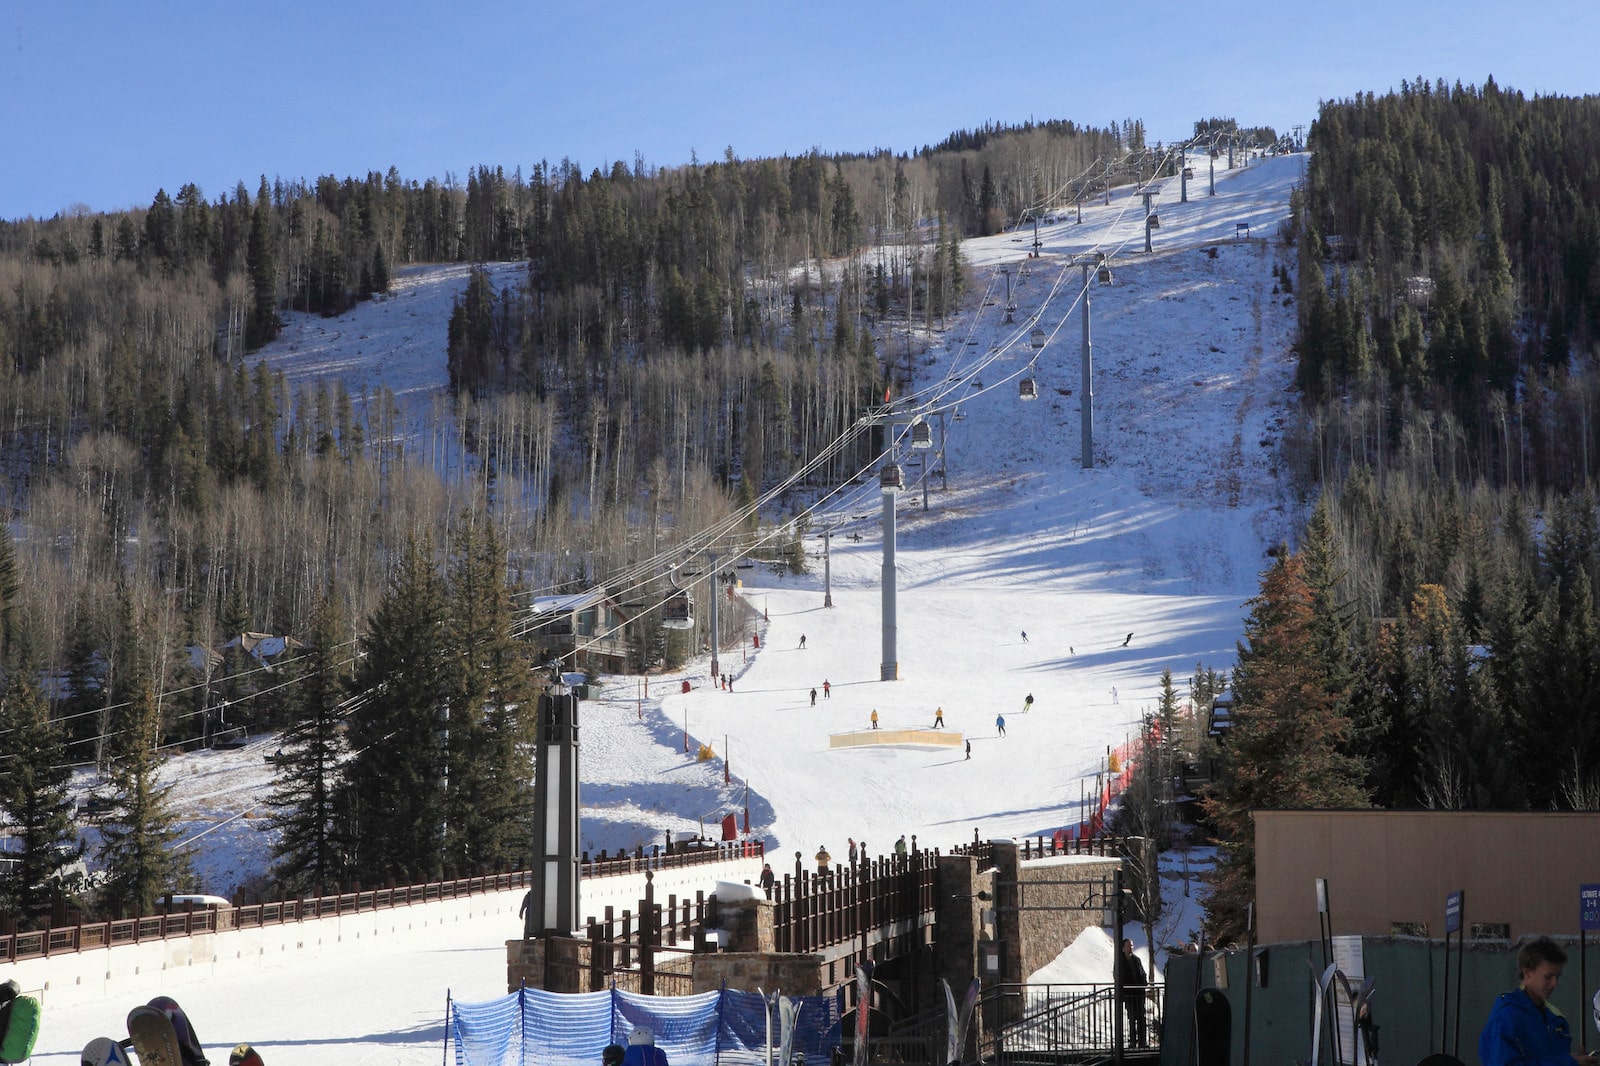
1019 378 1038 401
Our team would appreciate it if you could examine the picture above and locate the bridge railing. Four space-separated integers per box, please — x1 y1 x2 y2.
950 830 1121 870
0 840 761 965
771 849 939 955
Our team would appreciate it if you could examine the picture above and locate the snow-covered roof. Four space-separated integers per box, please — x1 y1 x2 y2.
528 591 604 616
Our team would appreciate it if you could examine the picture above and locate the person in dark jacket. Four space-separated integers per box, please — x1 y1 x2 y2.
759 863 775 898
1480 937 1597 1066
1118 939 1148 1048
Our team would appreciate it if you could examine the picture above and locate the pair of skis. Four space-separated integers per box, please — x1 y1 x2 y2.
1309 963 1375 1066
760 987 800 1066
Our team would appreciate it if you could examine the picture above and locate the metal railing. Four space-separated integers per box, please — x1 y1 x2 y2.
988 982 1163 1064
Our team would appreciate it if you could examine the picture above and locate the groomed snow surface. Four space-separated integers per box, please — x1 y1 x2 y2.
30 153 1299 1063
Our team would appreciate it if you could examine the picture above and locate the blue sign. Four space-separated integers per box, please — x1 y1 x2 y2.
1581 884 1600 931
1445 890 1463 934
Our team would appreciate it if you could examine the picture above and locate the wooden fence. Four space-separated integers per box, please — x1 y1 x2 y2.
771 849 940 956
0 840 761 966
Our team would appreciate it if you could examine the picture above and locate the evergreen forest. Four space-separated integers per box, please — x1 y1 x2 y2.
1195 79 1600 944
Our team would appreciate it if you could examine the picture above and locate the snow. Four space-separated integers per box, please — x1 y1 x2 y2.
25 153 1301 1064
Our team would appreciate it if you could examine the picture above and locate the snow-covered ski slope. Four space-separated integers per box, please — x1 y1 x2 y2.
582 151 1303 860
27 152 1297 1064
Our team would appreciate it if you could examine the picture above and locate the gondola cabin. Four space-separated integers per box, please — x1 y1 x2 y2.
1019 378 1038 401
910 418 932 450
879 463 906 494
662 589 695 630
1029 328 1047 349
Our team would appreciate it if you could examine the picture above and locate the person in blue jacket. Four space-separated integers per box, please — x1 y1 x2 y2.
621 1026 668 1066
1479 937 1598 1066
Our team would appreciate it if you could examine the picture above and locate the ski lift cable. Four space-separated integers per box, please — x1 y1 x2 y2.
20 147 1197 750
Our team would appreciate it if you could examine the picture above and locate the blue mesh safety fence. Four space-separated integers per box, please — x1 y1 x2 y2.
449 987 842 1066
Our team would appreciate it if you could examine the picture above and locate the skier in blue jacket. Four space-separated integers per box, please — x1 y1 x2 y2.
1479 937 1598 1066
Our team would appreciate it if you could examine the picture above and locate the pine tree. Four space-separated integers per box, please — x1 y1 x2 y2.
246 176 280 349
0 523 19 664
0 638 81 924
265 591 350 894
441 521 534 874
371 242 391 294
97 595 192 916
1202 552 1367 944
978 165 1000 237
344 538 452 883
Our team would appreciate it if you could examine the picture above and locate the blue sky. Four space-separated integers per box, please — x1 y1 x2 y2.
5 0 1599 221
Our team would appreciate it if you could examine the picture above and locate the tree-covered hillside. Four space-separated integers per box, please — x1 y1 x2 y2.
0 117 1148 924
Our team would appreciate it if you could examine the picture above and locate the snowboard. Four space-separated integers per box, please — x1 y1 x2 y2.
852 963 874 1066
1310 963 1338 1066
146 996 207 1066
82 1038 132 1066
1194 988 1231 1066
227 1045 264 1066
127 1006 183 1066
0 989 40 1065
778 995 800 1066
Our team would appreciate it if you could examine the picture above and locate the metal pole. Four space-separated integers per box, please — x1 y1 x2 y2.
823 530 833 608
1181 152 1189 203
1080 263 1094 469
1209 149 1216 197
708 551 720 681
880 480 898 680
938 410 948 492
1446 915 1459 1043
920 453 929 512
1243 903 1256 1066
1453 890 1465 1057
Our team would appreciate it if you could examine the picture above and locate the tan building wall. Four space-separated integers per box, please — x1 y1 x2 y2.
1254 810 1600 944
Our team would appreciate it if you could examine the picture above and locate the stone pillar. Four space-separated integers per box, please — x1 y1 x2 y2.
988 840 1024 1027
933 854 981 993
713 898 776 954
